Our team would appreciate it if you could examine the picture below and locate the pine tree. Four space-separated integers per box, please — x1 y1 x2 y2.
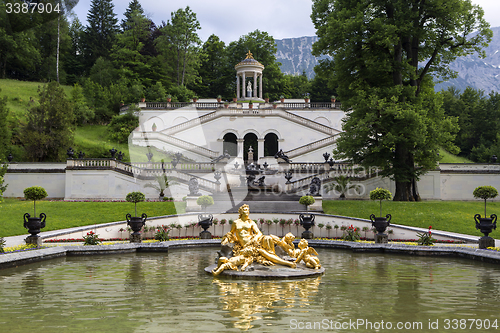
21 82 75 162
83 0 119 71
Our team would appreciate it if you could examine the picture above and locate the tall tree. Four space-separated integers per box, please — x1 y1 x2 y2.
21 82 75 162
157 6 201 86
83 0 119 71
194 34 230 98
312 0 492 201
122 0 144 31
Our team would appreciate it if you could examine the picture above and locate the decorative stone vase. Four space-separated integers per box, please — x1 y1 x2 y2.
24 213 46 245
199 214 213 239
475 214 497 249
370 214 391 243
299 214 315 239
126 213 147 243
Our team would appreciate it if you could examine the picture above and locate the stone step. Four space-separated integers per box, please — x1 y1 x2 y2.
206 201 306 213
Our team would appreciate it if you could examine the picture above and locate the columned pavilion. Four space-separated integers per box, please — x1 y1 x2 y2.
235 51 265 101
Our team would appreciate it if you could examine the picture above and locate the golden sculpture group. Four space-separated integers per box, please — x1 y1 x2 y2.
212 204 321 276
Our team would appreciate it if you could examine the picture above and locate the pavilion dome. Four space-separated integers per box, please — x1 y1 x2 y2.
235 51 264 69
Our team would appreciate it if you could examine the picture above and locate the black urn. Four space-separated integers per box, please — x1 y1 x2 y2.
23 213 47 237
370 214 392 235
474 214 497 237
126 213 147 243
198 214 213 239
299 213 315 239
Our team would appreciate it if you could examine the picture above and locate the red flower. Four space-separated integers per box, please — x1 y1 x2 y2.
429 226 432 229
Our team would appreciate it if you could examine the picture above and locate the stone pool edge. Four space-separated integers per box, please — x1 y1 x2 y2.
2 239 500 270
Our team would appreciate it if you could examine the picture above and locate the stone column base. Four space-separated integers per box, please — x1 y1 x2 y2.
25 235 42 246
479 236 495 249
130 233 142 243
374 234 388 244
200 231 212 239
301 231 314 239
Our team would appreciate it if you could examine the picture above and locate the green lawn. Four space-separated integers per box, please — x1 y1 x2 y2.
0 198 185 238
323 199 499 239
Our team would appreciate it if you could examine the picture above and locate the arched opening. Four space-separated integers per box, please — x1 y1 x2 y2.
243 133 258 162
223 133 237 156
264 133 279 157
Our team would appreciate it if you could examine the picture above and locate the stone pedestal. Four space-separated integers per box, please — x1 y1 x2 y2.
374 234 388 244
185 196 202 212
308 196 323 212
200 231 212 239
479 236 495 249
301 230 314 239
25 235 42 246
130 233 142 243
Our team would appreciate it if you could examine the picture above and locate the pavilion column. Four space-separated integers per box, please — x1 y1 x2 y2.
242 72 246 98
259 74 263 99
237 139 244 159
257 139 265 160
253 72 257 98
236 75 240 99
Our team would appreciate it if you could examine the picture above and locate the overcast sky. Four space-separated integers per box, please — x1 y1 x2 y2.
71 0 500 44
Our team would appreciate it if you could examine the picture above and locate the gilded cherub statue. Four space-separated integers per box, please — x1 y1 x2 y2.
295 239 321 269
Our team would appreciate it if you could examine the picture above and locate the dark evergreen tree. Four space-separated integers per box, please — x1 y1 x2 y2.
122 0 145 31
21 82 75 162
83 0 119 71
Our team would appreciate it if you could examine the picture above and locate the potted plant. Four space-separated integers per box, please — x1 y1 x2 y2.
23 186 48 245
473 185 498 248
369 188 392 242
280 95 285 103
217 95 222 103
224 101 229 109
272 102 278 109
331 95 336 103
325 175 358 199
304 93 310 103
144 174 171 199
248 101 253 109
126 191 147 243
299 195 315 211
196 195 214 238
193 95 198 103
264 93 269 103
140 96 145 102
166 94 172 102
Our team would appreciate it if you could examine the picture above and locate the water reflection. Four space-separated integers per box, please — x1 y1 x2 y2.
213 277 321 330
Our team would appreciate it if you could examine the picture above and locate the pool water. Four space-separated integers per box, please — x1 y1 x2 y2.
0 248 499 332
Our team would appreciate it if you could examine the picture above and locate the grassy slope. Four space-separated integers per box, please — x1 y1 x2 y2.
0 79 72 118
323 200 499 239
0 199 186 238
439 147 472 163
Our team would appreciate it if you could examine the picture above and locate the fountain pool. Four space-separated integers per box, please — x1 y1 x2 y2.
1 247 499 332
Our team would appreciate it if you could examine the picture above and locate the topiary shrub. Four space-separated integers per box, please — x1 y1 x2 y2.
126 191 145 217
370 188 392 217
24 186 48 216
299 195 315 210
473 186 498 217
197 195 214 211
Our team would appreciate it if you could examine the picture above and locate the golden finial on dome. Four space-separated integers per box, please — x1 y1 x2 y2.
245 50 254 59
